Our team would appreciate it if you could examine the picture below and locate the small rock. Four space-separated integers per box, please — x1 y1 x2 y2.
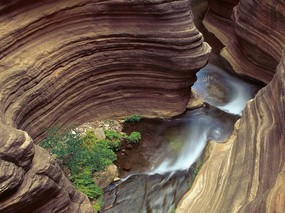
113 177 120 182
94 164 119 189
122 162 131 171
93 128 106 140
126 144 134 150
187 90 204 109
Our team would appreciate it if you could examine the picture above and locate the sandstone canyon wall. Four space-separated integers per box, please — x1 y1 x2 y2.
178 0 285 212
178 50 285 213
0 1 210 212
0 0 210 141
204 0 285 83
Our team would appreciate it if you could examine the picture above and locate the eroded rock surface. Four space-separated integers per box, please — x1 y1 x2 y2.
0 0 210 141
0 0 210 212
204 0 285 83
177 49 285 213
177 1 285 212
0 125 94 213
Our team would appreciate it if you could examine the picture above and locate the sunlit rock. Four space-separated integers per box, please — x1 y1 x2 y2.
177 48 285 213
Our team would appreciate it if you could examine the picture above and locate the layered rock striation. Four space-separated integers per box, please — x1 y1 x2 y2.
177 48 285 213
0 0 210 141
0 124 94 212
0 0 210 212
177 0 285 211
204 0 285 83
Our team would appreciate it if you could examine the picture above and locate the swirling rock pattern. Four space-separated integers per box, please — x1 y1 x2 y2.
177 50 285 212
0 125 94 213
0 0 210 212
0 0 210 141
204 0 285 83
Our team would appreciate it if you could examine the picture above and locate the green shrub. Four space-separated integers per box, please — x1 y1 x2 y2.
188 159 203 189
39 128 116 200
127 131 141 144
40 127 83 166
104 129 125 152
105 129 122 141
71 169 102 199
124 115 142 123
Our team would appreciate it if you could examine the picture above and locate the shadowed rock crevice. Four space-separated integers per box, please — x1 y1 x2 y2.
204 0 285 83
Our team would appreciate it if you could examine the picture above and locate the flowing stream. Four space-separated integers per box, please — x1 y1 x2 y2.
102 63 260 213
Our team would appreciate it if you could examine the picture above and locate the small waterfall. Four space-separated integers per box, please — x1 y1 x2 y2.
193 64 259 115
150 106 238 174
102 64 260 212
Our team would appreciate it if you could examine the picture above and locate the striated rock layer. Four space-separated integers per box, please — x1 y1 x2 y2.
177 48 285 213
177 0 285 212
0 0 210 141
0 0 210 212
204 0 285 83
0 124 94 213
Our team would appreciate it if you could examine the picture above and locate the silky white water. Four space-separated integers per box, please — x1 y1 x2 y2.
149 63 259 174
103 64 260 212
193 63 259 115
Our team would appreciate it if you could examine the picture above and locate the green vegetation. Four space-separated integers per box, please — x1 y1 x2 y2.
193 159 203 178
124 114 142 123
40 128 116 201
93 196 103 212
127 131 141 144
40 125 142 211
188 159 203 189
104 129 124 152
104 129 142 146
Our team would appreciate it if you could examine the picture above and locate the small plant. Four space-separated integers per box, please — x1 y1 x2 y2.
104 129 125 152
127 131 141 144
124 115 142 123
105 129 123 141
93 196 103 212
193 159 203 178
70 169 103 199
188 159 203 189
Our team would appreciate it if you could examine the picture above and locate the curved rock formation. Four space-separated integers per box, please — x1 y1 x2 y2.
0 0 210 212
0 0 210 141
177 0 285 212
177 48 285 213
204 0 285 83
0 124 94 212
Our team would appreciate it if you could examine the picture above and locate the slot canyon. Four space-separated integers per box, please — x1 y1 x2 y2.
0 0 284 213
